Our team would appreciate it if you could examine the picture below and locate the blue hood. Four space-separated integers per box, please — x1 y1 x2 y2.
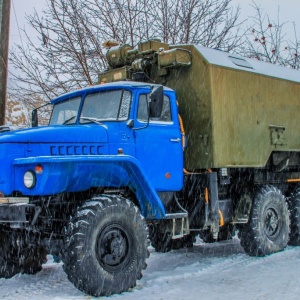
0 125 108 144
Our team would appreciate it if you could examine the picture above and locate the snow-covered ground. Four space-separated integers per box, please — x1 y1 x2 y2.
0 237 299 300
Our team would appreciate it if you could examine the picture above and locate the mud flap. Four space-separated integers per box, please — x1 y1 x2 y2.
207 172 220 239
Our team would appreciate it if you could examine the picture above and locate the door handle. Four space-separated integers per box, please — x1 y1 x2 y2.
170 138 181 143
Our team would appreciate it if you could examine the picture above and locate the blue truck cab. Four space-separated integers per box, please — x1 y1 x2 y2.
0 81 184 218
0 81 192 296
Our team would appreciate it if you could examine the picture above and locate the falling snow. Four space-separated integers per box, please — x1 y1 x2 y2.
0 238 299 300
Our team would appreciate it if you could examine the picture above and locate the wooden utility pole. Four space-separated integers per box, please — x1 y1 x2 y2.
0 0 11 125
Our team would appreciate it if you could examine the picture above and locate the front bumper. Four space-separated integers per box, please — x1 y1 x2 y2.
0 198 36 228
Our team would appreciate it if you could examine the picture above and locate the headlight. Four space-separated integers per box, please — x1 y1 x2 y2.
24 171 36 189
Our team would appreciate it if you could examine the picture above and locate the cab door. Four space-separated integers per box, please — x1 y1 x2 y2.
133 91 183 191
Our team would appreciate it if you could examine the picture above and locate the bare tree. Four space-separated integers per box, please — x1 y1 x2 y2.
85 0 242 49
9 0 242 106
9 0 108 102
152 0 243 51
240 2 299 69
85 0 157 46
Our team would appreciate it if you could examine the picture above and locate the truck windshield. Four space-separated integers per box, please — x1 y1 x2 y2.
80 89 131 123
49 96 81 125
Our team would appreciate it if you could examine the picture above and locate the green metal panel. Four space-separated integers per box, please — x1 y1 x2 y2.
156 45 300 169
138 40 169 54
158 49 191 68
156 45 214 169
99 66 130 83
210 66 300 168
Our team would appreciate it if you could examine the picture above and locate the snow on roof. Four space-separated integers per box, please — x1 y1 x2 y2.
92 81 173 91
195 45 300 84
52 81 173 104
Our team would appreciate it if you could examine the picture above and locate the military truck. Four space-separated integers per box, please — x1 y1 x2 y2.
0 39 299 297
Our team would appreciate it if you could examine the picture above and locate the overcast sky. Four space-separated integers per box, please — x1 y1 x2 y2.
9 0 300 48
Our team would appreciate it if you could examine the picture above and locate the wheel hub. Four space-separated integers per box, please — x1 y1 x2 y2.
264 206 280 239
97 224 130 271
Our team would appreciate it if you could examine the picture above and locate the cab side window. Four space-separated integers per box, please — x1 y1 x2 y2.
137 94 172 122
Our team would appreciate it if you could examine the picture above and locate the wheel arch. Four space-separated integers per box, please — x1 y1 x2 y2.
13 155 166 219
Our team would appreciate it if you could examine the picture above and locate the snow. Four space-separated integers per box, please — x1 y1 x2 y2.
0 237 299 299
195 45 300 83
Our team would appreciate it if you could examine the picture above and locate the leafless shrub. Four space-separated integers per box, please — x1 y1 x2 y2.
240 2 299 68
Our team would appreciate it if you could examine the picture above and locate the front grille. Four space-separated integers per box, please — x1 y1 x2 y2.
50 145 102 155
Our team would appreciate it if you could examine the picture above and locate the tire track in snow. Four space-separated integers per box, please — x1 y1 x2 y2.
0 241 299 299
119 241 300 300
0 261 83 299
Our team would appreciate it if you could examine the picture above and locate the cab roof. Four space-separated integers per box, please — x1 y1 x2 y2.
51 81 173 104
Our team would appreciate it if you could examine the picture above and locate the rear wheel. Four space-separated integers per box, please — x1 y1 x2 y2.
199 225 234 243
288 185 300 246
148 224 172 252
240 186 289 256
149 224 195 252
172 234 195 250
62 195 148 297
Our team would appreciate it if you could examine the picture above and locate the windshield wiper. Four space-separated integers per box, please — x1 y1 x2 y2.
80 117 103 125
63 115 77 125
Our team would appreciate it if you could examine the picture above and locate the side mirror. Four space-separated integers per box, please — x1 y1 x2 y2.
32 109 38 127
126 119 134 128
149 85 164 118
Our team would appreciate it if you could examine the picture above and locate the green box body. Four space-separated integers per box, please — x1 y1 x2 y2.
99 43 300 170
157 45 300 169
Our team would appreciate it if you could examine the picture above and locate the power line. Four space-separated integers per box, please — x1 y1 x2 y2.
12 0 24 48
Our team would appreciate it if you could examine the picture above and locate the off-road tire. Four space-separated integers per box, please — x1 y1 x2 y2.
171 234 195 250
0 258 20 279
218 225 234 241
148 224 173 252
0 230 47 278
199 225 234 243
0 230 19 278
62 195 148 297
240 185 290 256
149 224 194 252
21 246 48 275
288 185 300 246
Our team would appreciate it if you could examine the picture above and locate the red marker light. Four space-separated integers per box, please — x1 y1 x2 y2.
35 165 43 174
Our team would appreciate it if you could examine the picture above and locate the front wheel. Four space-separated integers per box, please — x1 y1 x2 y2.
240 186 290 256
62 195 148 297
